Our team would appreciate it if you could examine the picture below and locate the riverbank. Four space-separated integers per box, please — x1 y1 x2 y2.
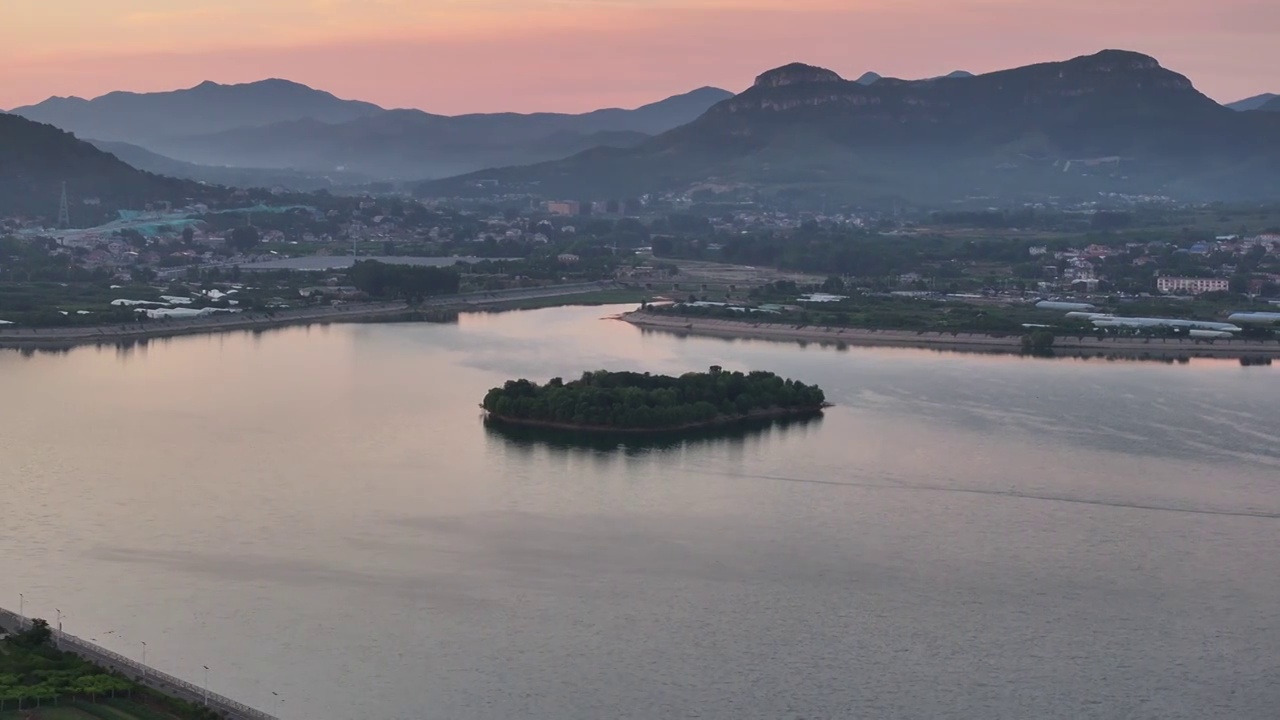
483 404 829 434
622 311 1280 359
0 302 413 349
0 282 631 350
0 607 276 720
463 288 650 312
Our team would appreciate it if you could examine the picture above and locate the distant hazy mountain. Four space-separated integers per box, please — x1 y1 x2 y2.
88 140 373 191
158 114 650 179
1255 96 1280 113
857 70 971 85
10 81 731 185
0 114 217 225
562 87 735 134
418 50 1280 204
9 79 383 146
146 86 731 179
1226 93 1279 111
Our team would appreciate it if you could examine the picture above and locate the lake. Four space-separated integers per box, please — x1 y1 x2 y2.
2 304 1278 720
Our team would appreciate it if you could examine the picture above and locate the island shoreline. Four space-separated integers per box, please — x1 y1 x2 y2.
621 311 1280 359
483 404 829 434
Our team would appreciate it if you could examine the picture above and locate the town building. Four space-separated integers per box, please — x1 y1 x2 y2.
1156 276 1229 295
546 201 581 216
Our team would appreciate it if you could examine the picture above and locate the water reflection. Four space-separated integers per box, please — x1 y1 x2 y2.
0 313 458 358
483 412 825 456
4 305 1280 720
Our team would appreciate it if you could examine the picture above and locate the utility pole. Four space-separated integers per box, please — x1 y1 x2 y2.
203 666 210 706
18 593 22 618
141 641 147 679
57 182 71 229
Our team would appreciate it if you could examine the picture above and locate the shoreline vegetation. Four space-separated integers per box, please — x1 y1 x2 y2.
621 310 1280 359
481 368 828 433
0 619 223 720
484 404 828 434
8 292 1277 362
0 283 641 349
0 301 413 349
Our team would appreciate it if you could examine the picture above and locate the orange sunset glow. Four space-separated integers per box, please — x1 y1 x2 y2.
3 0 1279 112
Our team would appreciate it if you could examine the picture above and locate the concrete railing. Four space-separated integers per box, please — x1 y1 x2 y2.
0 607 278 720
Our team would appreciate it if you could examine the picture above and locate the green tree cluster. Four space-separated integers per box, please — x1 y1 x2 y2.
348 260 460 300
482 369 826 429
227 226 261 252
0 621 134 712
1021 330 1056 355
688 231 1068 278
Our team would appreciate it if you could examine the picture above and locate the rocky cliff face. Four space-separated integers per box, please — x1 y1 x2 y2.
418 50 1280 203
717 50 1207 120
1001 50 1197 97
752 63 845 89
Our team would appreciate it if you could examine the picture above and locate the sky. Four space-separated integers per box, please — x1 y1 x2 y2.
2 0 1278 112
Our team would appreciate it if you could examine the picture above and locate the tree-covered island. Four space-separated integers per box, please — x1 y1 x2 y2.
482 367 828 431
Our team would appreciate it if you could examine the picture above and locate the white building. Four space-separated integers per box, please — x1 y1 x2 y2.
1156 276 1229 295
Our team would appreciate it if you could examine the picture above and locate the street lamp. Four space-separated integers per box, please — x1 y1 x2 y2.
53 604 64 650
202 666 209 707
141 642 147 680
18 593 22 619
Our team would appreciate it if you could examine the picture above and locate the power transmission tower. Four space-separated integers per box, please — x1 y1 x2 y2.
57 182 71 228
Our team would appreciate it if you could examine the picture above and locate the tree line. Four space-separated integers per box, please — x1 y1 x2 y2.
482 368 826 430
655 229 1070 278
0 620 226 717
348 260 460 300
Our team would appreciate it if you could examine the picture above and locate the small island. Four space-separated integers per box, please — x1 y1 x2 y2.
482 367 828 432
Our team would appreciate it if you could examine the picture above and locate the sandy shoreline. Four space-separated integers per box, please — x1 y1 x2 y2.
622 311 1280 359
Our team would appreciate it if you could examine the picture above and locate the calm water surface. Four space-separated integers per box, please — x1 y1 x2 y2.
2 305 1279 720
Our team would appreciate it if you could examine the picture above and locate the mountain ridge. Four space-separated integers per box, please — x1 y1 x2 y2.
1226 93 1279 111
416 50 1280 203
10 82 733 183
144 86 732 179
86 139 376 191
10 79 384 143
855 70 974 86
0 114 222 225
